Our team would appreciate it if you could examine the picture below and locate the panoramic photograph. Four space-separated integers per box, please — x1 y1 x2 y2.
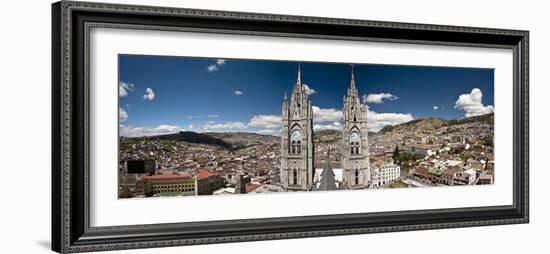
118 55 495 199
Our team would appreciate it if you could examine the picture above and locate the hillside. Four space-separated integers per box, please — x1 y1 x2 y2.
444 112 494 126
376 113 493 136
369 113 494 158
378 118 446 135
128 131 232 148
206 132 279 148
314 129 340 141
124 131 281 150
121 113 493 155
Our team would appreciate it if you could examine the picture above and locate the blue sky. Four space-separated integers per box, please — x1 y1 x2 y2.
118 55 494 137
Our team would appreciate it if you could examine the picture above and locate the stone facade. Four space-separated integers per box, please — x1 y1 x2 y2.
280 64 370 191
341 65 371 189
280 65 315 191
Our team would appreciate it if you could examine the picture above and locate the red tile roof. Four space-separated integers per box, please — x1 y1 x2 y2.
140 174 192 181
196 169 219 179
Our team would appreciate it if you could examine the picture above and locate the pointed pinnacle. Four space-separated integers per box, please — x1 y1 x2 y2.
297 63 302 85
350 64 356 89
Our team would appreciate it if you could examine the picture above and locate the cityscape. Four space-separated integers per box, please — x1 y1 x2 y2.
118 56 495 199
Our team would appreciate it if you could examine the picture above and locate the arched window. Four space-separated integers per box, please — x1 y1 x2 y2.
290 130 302 155
293 169 297 185
355 170 359 185
350 132 360 155
350 141 360 155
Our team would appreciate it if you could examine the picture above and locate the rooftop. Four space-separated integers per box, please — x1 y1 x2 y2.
140 174 192 181
196 169 220 179
315 161 339 191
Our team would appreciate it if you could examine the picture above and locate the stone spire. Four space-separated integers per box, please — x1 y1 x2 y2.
346 64 359 99
350 64 356 90
341 63 370 190
297 63 302 85
281 62 314 191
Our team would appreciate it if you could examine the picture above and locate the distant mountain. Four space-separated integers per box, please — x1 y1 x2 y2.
206 132 279 148
376 113 494 135
123 113 493 151
367 113 494 157
377 118 446 135
126 131 280 150
133 131 232 148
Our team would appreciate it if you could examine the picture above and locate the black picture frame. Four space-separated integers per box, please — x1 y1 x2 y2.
51 1 529 253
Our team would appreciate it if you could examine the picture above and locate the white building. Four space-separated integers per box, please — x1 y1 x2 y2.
370 164 401 188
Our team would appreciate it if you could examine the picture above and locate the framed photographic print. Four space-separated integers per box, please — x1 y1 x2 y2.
52 1 529 253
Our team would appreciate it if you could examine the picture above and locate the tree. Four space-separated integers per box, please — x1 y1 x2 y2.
392 145 400 163
144 181 154 197
482 136 493 147
460 152 472 162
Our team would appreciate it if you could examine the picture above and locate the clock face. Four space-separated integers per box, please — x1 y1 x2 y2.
291 130 302 140
350 132 360 141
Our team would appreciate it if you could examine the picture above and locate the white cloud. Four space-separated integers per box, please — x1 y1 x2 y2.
303 84 316 95
312 106 343 123
194 105 409 134
119 107 128 122
433 106 439 111
313 121 342 131
207 64 218 72
207 59 226 72
203 121 247 130
363 93 398 104
310 104 411 132
234 90 244 96
366 108 414 132
188 124 194 130
143 87 155 101
454 88 494 117
188 114 218 120
248 115 281 129
119 81 134 97
120 124 184 137
256 129 280 135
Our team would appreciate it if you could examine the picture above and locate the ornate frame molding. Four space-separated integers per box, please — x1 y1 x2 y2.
52 1 529 253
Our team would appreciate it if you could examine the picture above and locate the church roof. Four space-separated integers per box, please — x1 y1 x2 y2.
316 160 339 191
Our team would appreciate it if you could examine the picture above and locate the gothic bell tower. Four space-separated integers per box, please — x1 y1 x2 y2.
280 64 315 191
341 65 370 189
